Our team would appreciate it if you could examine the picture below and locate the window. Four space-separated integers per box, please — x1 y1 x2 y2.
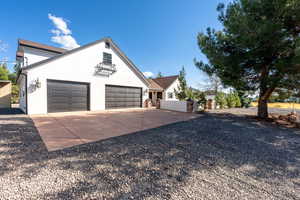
105 42 110 49
168 92 173 98
103 52 112 65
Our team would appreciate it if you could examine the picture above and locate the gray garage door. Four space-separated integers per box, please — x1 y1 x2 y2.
47 80 89 113
105 85 142 109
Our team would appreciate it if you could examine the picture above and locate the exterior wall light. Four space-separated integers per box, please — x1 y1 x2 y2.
35 78 41 88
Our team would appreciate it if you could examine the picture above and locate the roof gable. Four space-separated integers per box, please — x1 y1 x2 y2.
20 37 149 86
151 75 179 89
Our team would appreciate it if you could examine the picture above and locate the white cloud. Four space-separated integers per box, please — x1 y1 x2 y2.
51 35 80 50
0 40 8 52
143 71 154 78
48 14 71 35
48 13 80 50
51 29 61 35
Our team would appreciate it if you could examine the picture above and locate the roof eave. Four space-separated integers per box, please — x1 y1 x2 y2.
20 37 150 86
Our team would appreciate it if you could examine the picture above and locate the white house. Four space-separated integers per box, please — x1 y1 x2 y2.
147 76 180 105
16 38 150 114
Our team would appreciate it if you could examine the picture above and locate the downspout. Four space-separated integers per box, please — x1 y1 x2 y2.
19 72 28 114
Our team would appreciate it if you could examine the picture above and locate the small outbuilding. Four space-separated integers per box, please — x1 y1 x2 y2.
0 80 11 108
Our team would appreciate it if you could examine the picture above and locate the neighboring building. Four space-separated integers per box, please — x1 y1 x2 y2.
204 90 216 109
16 38 149 114
0 80 11 108
148 75 179 105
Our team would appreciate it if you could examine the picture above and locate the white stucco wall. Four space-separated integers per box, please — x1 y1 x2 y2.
24 41 148 114
23 46 60 66
164 79 179 101
160 100 187 112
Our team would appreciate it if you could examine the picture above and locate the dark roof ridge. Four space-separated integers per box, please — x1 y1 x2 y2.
152 75 178 80
18 39 67 54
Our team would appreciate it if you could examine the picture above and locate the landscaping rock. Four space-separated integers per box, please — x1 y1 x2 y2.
0 110 299 199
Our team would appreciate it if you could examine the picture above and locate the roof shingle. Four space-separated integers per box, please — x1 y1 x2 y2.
150 75 178 89
148 79 163 90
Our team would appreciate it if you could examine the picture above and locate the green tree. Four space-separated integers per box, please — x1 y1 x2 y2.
0 63 9 80
11 84 19 104
233 92 242 107
196 91 207 109
156 71 163 78
186 87 195 100
215 92 227 109
8 73 17 84
226 92 236 108
13 63 20 74
195 0 300 118
174 66 188 100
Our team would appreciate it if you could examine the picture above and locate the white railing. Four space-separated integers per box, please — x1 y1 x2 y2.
160 100 188 112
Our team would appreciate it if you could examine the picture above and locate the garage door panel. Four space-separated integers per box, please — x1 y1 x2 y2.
47 80 89 113
105 85 142 109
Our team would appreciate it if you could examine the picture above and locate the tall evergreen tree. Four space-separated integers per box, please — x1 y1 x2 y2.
195 0 300 118
156 71 163 78
174 66 188 100
0 63 9 80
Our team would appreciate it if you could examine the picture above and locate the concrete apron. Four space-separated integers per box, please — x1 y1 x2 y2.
31 108 199 151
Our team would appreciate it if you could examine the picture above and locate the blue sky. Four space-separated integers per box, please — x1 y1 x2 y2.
0 0 230 87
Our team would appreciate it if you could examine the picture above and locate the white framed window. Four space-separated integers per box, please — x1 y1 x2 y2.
103 52 112 65
168 92 173 98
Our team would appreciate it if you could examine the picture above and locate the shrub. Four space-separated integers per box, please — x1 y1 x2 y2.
226 93 236 108
215 92 227 109
234 92 242 107
11 84 19 104
196 92 207 109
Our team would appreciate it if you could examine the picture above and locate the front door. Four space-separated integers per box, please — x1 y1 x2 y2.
157 92 162 100
149 92 152 100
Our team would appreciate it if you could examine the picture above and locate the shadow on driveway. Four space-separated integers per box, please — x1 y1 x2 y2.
0 112 299 199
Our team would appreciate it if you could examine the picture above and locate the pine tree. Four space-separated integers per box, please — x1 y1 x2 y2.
174 66 188 100
195 0 300 118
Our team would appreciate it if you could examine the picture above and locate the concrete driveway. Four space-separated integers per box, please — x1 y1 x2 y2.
31 108 198 151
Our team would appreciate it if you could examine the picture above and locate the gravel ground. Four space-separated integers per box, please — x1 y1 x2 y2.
0 109 299 199
210 107 300 116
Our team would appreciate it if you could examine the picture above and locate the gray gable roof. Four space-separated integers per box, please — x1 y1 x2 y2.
20 37 149 86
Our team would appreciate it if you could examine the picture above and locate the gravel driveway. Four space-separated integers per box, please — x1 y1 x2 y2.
0 109 299 199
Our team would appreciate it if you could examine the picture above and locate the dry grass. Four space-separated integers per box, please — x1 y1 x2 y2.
251 102 300 109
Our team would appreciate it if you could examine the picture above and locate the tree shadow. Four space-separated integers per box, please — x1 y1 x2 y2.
0 112 299 199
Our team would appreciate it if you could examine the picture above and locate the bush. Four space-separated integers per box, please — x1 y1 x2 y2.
234 92 242 107
226 93 236 108
241 96 251 108
215 92 227 109
11 84 19 104
196 92 207 109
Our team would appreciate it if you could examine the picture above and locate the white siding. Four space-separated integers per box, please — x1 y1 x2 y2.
23 46 60 66
164 79 179 101
24 41 148 115
160 100 187 112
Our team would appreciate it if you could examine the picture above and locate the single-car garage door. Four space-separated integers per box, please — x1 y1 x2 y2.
105 85 142 109
47 80 89 113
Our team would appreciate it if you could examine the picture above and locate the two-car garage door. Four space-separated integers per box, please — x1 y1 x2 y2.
47 80 89 113
105 85 142 109
47 80 142 113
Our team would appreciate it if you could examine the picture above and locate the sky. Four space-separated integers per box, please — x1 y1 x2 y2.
0 0 231 88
